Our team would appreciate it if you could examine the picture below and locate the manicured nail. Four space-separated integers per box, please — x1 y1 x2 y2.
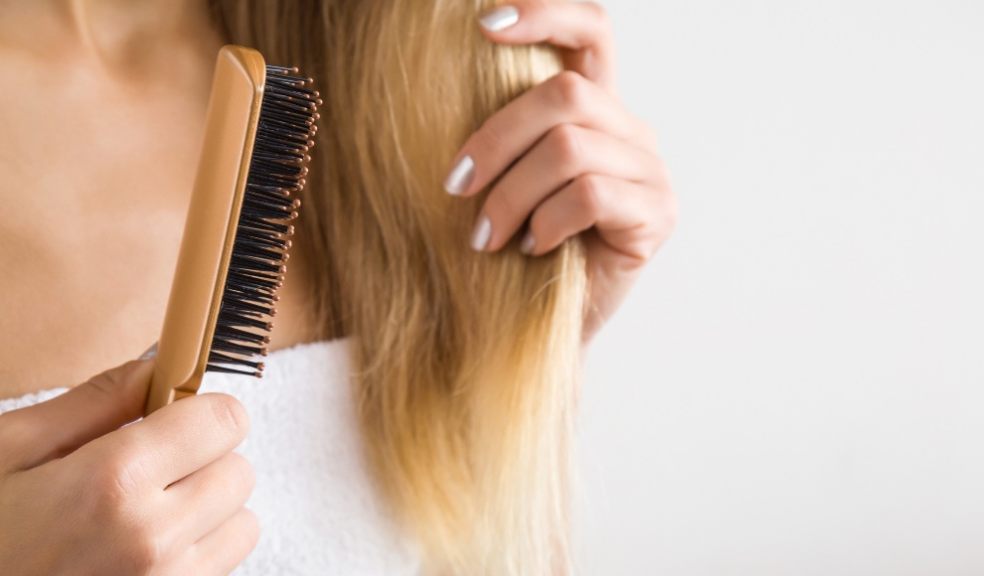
139 342 158 360
471 215 492 251
444 155 475 196
520 231 536 255
479 5 520 32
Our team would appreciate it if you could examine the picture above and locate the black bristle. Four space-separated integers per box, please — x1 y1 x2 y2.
205 63 319 378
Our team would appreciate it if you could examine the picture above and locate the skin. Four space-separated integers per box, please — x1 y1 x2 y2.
0 0 675 572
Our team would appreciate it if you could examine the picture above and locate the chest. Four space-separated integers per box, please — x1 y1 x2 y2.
0 74 205 395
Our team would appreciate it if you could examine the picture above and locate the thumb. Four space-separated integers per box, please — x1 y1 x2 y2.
0 344 157 473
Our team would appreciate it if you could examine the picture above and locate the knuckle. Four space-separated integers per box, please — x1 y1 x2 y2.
84 359 143 398
91 446 145 505
548 124 583 170
637 191 679 261
125 525 165 573
208 394 249 438
652 162 678 231
551 71 589 111
78 445 165 573
662 191 681 236
484 186 521 221
528 203 546 232
528 207 551 243
84 366 127 398
228 452 256 493
475 117 507 157
574 175 606 216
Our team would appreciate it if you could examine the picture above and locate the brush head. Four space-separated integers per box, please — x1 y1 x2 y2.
204 65 321 378
144 47 322 415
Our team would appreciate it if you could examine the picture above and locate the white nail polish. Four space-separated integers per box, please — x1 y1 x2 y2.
471 215 492 251
443 155 475 196
139 342 158 360
479 6 520 32
520 231 536 255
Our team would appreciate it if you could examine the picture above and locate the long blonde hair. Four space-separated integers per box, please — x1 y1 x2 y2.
210 1 588 573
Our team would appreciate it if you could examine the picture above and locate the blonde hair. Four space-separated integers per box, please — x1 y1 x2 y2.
210 1 588 573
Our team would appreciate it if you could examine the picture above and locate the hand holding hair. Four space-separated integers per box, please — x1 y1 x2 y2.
0 350 258 575
446 1 678 341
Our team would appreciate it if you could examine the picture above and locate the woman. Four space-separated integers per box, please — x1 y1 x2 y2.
0 0 675 574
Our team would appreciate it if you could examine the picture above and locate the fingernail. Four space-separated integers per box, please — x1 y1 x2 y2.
479 6 520 31
139 342 158 361
471 215 492 252
444 155 475 196
520 231 536 255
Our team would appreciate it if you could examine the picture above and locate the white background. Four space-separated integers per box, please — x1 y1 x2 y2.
575 1 984 574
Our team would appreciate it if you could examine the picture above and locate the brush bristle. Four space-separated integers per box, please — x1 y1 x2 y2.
206 64 320 377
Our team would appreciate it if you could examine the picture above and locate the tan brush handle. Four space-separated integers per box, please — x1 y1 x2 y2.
144 46 267 415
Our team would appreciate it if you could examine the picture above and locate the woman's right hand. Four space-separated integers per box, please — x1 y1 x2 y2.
0 355 259 575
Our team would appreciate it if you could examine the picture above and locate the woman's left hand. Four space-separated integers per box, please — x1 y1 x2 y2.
444 0 678 343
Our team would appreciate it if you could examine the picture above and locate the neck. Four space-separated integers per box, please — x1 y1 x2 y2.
0 0 218 70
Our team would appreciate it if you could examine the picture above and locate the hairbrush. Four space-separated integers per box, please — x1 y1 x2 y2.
143 45 320 415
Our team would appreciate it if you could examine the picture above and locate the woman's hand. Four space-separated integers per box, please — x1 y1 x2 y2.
0 356 258 575
445 1 677 342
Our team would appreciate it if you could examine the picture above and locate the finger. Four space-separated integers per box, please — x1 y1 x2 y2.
443 70 644 198
73 392 249 491
474 125 660 252
522 174 669 260
0 356 155 473
168 508 260 576
162 452 255 549
478 1 616 92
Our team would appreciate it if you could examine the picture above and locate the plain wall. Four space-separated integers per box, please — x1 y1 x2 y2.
575 1 984 574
